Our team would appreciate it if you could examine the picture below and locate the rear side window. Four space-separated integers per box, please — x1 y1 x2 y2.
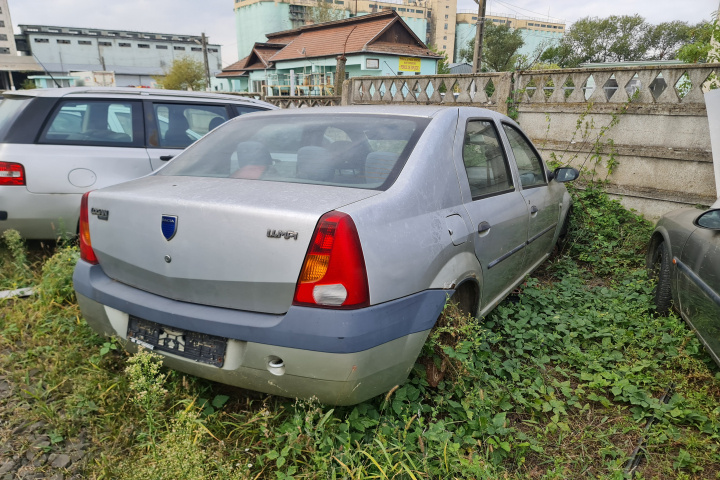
0 97 32 140
462 120 514 199
152 103 229 148
158 113 429 191
502 123 547 188
39 100 143 147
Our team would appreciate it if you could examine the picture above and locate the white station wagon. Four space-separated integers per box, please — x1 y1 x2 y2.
0 87 273 239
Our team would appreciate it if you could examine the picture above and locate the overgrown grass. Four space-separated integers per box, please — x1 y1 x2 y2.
1 187 719 479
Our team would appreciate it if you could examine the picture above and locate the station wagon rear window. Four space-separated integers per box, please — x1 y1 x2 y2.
157 114 430 190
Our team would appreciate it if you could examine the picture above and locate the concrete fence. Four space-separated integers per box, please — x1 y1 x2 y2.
343 64 719 219
229 63 719 219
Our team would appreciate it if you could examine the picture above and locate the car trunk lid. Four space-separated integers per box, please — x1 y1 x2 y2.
87 175 379 314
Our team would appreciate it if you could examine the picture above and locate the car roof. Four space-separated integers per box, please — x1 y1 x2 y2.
2 87 273 108
236 104 508 120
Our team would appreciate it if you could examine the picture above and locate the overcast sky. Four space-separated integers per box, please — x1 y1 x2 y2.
7 0 720 67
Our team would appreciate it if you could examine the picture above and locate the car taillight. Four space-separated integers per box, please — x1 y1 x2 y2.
0 162 25 186
79 192 98 264
293 211 369 309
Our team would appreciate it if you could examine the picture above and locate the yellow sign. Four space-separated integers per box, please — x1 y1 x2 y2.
398 57 421 72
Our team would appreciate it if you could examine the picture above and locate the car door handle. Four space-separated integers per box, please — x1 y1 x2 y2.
160 155 175 161
478 221 491 234
530 205 539 214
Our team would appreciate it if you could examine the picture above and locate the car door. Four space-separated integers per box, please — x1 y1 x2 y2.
501 123 559 271
676 212 720 364
30 98 150 194
145 101 233 170
454 114 529 308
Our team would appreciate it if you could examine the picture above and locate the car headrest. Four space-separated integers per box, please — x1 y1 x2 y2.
364 151 399 184
235 141 273 167
296 146 335 181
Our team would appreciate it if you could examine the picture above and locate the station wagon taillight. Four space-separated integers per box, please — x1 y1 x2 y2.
293 211 369 309
79 192 98 264
0 162 25 186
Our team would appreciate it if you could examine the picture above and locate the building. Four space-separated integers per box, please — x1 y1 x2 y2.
233 0 566 66
454 12 565 62
17 25 223 87
217 11 442 94
0 0 42 89
234 0 440 61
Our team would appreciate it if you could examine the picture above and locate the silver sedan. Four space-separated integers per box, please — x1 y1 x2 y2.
648 203 720 366
73 105 578 405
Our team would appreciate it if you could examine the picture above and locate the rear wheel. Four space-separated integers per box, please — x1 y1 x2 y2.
650 241 672 315
423 284 478 387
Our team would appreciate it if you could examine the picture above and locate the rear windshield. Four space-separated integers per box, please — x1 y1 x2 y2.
0 97 32 139
157 113 430 190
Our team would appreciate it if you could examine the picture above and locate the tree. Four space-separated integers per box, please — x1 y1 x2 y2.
541 15 701 67
458 22 525 72
645 21 693 60
677 20 717 63
307 2 346 24
428 44 450 74
153 56 205 91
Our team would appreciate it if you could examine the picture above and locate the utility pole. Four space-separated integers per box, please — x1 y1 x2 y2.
201 32 211 91
471 0 486 74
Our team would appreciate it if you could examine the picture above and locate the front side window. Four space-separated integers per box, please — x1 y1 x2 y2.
502 124 546 188
40 100 143 146
158 114 429 191
152 103 229 148
462 120 513 199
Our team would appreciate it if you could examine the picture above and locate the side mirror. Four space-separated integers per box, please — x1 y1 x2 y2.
553 167 579 183
694 209 720 230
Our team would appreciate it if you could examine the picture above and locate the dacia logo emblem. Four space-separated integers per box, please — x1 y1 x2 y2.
161 215 178 241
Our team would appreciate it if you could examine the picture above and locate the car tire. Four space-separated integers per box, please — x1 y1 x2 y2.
650 241 672 315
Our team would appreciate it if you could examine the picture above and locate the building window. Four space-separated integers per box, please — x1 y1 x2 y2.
443 45 446 49
443 35 447 40
99 41 112 46
0 21 5 27
191 47 201 52
78 40 92 45
138 44 150 48
156 45 168 49
34 38 50 43
119 42 131 47
0 47 9 54
444 23 448 29
444 14 448 19
208 48 218 53
0 34 7 41
174 46 185 51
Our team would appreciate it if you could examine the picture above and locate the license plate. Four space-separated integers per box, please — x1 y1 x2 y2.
127 316 227 367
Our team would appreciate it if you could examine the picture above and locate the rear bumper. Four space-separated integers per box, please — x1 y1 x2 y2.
73 261 451 404
0 188 81 239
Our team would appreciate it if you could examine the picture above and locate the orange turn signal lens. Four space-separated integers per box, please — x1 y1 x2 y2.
299 255 330 283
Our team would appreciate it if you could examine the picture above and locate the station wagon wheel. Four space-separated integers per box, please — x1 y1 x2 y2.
650 241 672 315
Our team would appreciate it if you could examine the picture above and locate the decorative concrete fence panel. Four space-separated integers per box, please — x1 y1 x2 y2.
347 73 510 112
342 64 719 219
515 64 718 219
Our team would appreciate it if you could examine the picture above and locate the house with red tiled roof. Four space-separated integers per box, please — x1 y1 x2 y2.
215 11 442 94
